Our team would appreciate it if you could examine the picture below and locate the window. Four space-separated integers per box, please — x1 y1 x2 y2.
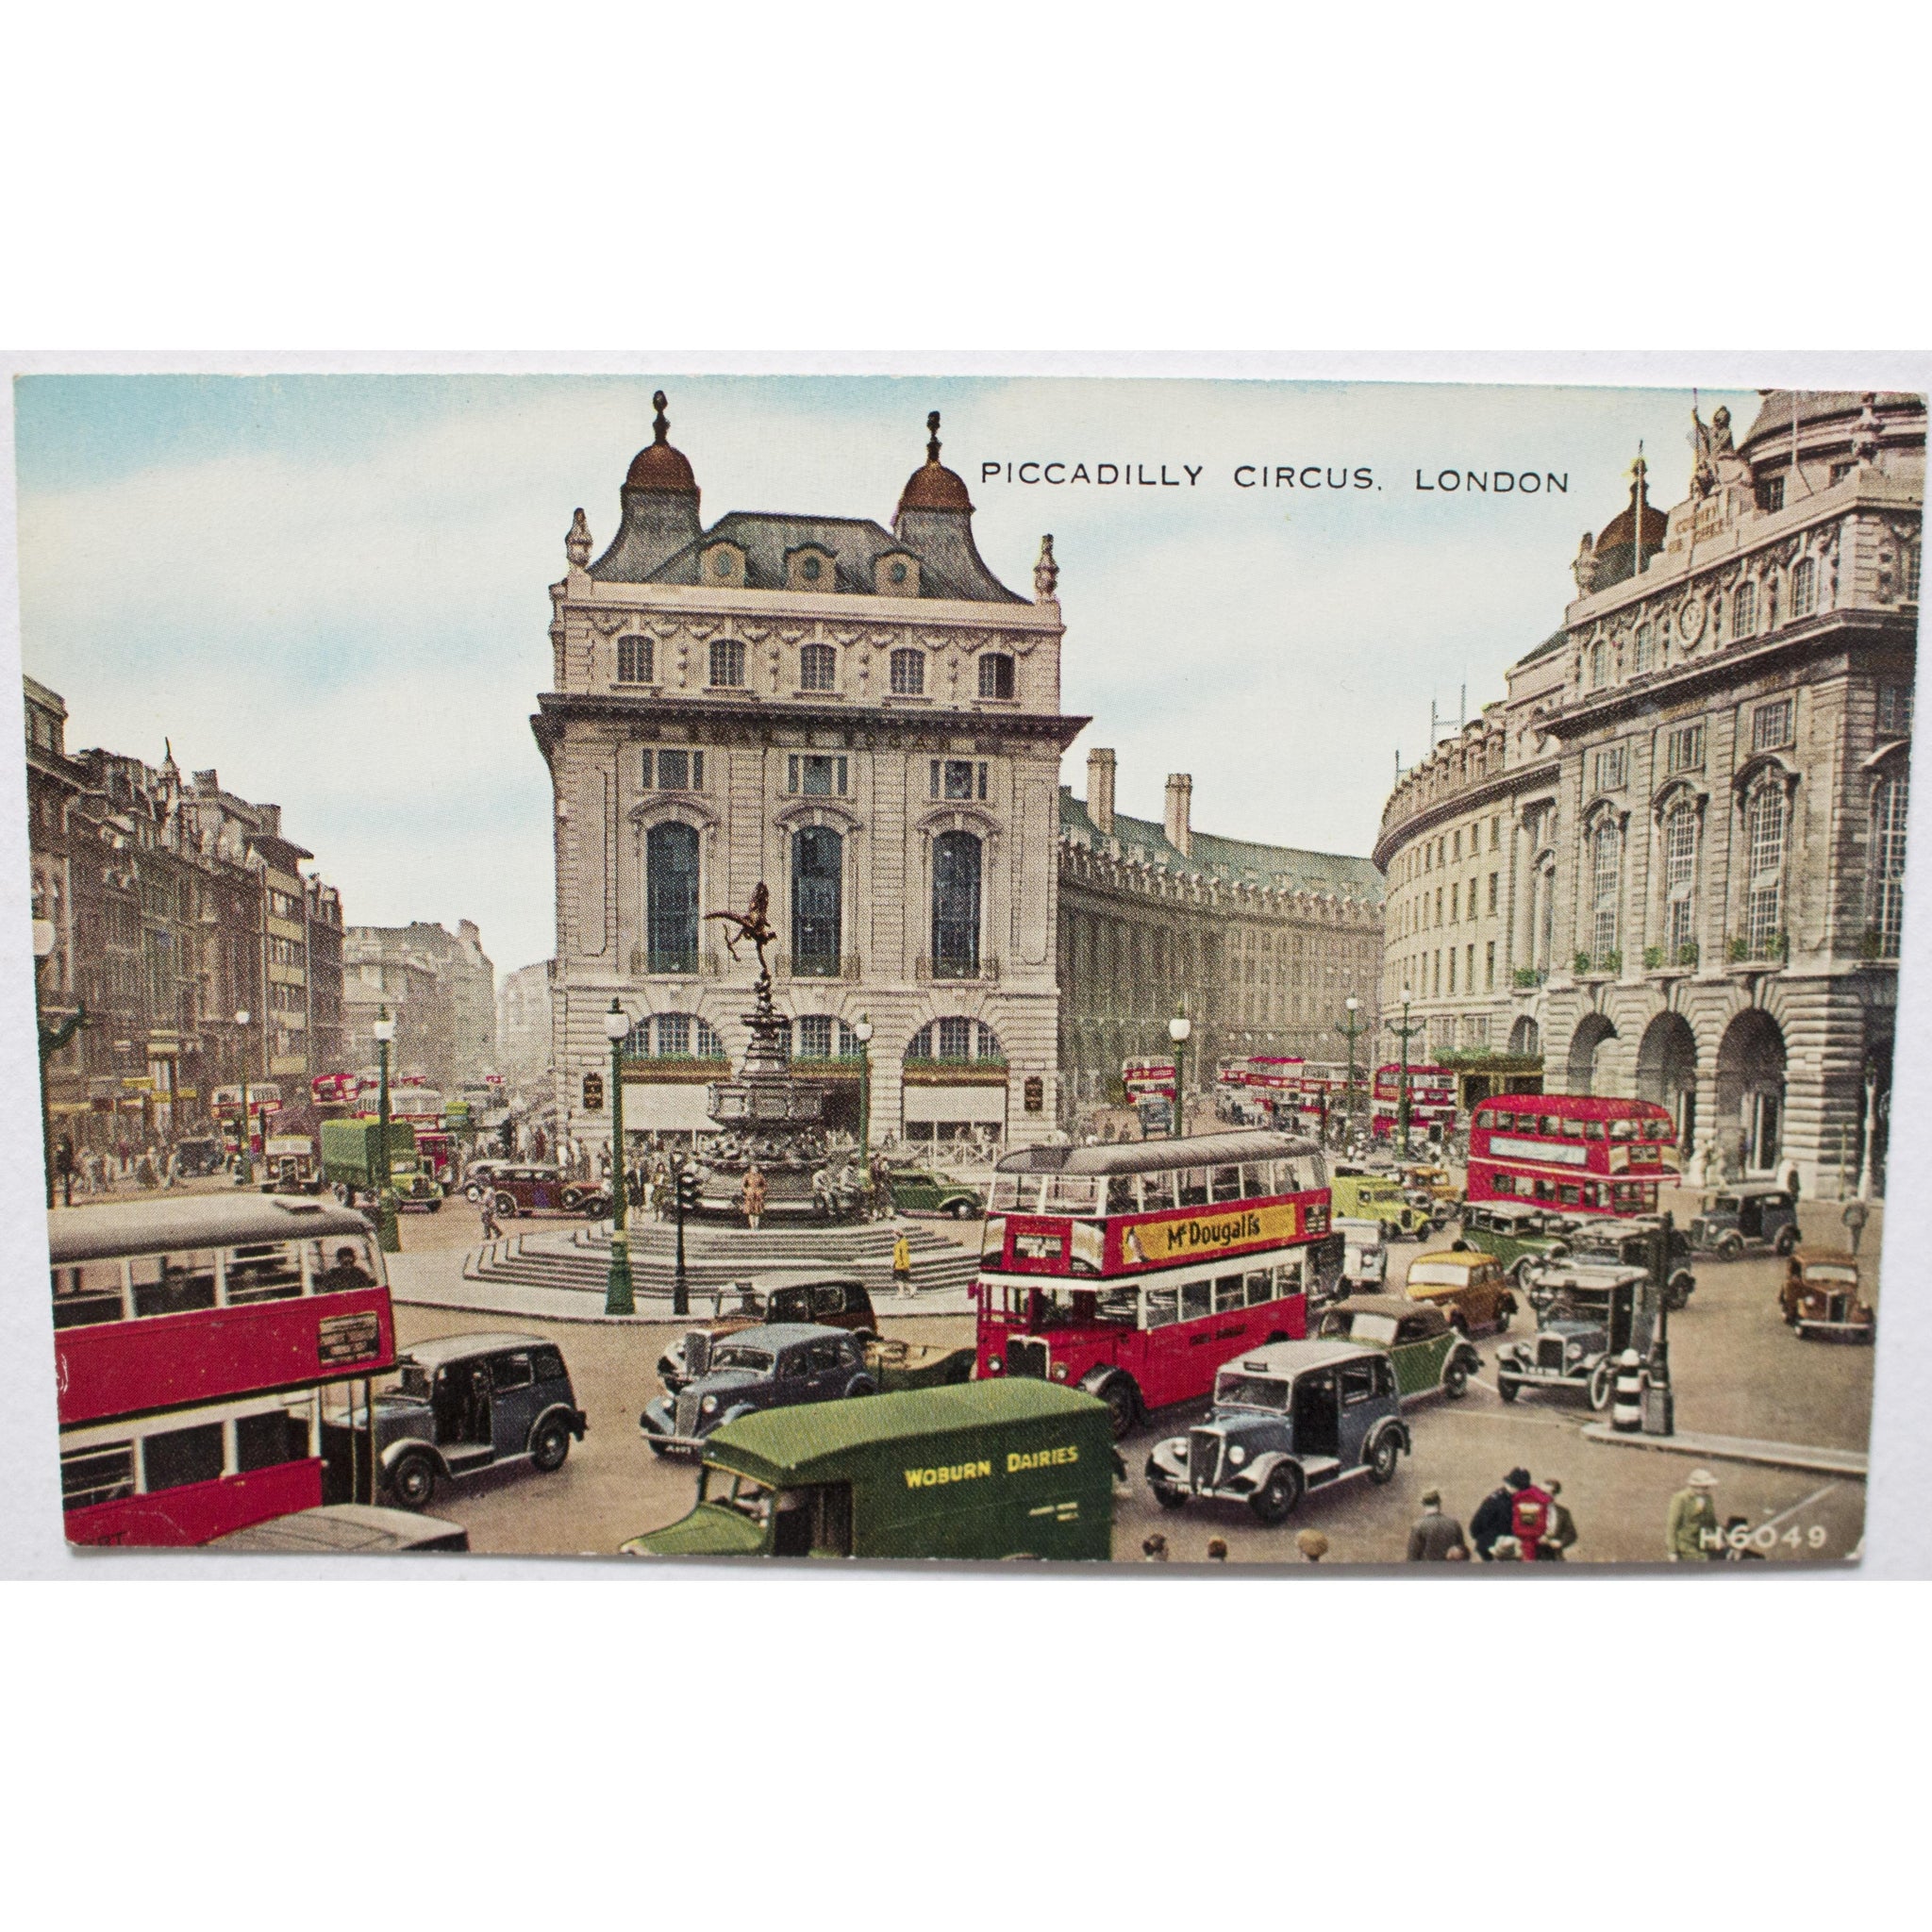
131 1250 218 1318
225 1242 304 1306
645 821 700 973
643 749 704 791
235 1407 310 1474
1733 580 1758 636
930 759 988 801
1744 785 1787 955
791 825 843 975
1485 941 1495 991
787 754 848 797
978 653 1015 699
1906 545 1922 602
1450 883 1458 923
1340 1360 1376 1407
1830 460 1856 485
633 1011 724 1059
655 1012 691 1058
799 642 837 691
1753 698 1794 753
1488 872 1499 915
795 1014 834 1058
1664 803 1699 960
1591 818 1622 962
1633 622 1657 675
616 636 653 684
1790 557 1817 619
1590 639 1609 689
1592 746 1627 792
938 1016 974 1059
708 640 746 688
1757 475 1785 513
931 831 982 977
889 648 926 695
908 1019 1003 1062
51 1259 125 1329
143 1422 225 1494
1666 722 1706 774
1873 771 1909 957
1491 815 1501 850
61 1441 135 1511
1452 830 1461 860
1877 685 1914 735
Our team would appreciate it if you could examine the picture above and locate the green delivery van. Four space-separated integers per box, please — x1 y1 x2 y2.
622 1381 1114 1562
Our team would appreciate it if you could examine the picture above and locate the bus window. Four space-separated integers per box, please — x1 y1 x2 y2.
1045 1174 1100 1215
989 1175 1031 1212
235 1405 313 1473
1490 1109 1513 1131
1244 1270 1273 1307
1143 1287 1179 1328
1180 1279 1211 1322
1274 1259 1305 1299
1560 1117 1586 1139
52 1259 126 1329
1557 1184 1581 1206
1608 1118 1640 1141
1141 1170 1178 1211
1178 1169 1210 1208
1214 1274 1245 1313
142 1421 225 1493
1241 1164 1268 1198
60 1441 135 1511
130 1251 218 1318
1540 1116 1562 1138
1095 1287 1138 1325
1584 1120 1607 1140
225 1242 305 1306
1105 1175 1138 1215
1211 1166 1242 1204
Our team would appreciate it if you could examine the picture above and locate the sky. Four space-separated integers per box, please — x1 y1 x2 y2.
12 372 1764 979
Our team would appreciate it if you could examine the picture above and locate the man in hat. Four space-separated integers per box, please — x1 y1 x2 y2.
1667 1468 1722 1561
1407 1488 1470 1561
1141 1533 1170 1563
1537 1479 1579 1560
1470 1469 1524 1561
1295 1529 1329 1564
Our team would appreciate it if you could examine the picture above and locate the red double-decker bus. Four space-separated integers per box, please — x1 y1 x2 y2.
1466 1092 1679 1216
975 1129 1335 1437
1371 1064 1457 1141
49 1195 396 1546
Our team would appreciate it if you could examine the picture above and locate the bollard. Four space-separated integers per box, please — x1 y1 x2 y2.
1611 1347 1644 1433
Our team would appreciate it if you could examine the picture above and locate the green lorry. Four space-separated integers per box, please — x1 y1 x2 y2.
320 1118 445 1211
622 1380 1115 1561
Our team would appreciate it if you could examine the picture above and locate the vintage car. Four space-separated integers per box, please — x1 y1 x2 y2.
488 1164 608 1219
370 1333 588 1509
882 1165 985 1220
1494 1262 1652 1409
1452 1201 1574 1284
174 1135 226 1178
1548 1214 1697 1310
1690 1184 1801 1259
210 1504 471 1553
1403 1250 1518 1335
462 1158 513 1203
641 1322 878 1456
656 1271 881 1392
1330 1168 1432 1241
1334 1216 1389 1291
1778 1248 1876 1342
1400 1162 1461 1228
1144 1340 1411 1524
1316 1294 1481 1402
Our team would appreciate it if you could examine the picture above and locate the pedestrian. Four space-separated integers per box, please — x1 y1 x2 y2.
1666 1467 1723 1562
1206 1538 1229 1563
479 1190 503 1243
1141 1533 1169 1563
54 1136 75 1208
1508 1467 1555 1560
892 1229 914 1298
1470 1470 1519 1562
741 1164 767 1231
1407 1487 1470 1561
1295 1529 1328 1564
1537 1479 1579 1560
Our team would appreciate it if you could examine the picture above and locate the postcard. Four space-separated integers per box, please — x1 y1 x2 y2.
13 370 1918 1565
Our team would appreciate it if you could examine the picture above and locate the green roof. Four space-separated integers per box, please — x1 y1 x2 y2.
1059 788 1384 902
706 1379 1103 1483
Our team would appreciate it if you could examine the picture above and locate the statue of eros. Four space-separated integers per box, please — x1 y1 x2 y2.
707 881 778 977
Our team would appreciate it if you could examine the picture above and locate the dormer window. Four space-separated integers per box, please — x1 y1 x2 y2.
786 545 837 591
890 648 926 696
800 642 837 691
616 635 654 685
874 551 921 597
977 652 1016 700
702 543 745 587
708 640 747 689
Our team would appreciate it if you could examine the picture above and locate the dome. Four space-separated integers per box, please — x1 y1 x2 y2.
1595 483 1668 558
896 410 973 514
625 390 698 495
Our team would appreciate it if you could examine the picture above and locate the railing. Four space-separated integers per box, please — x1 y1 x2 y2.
1726 931 1789 965
1574 950 1623 977
1643 941 1700 972
772 951 863 981
915 954 1001 985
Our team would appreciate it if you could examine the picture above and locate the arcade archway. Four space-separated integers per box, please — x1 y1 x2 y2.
1565 1013 1617 1095
1635 1011 1698 1151
1715 1008 1787 1176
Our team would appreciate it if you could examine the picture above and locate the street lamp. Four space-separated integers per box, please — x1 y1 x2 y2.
372 1008 399 1254
1336 993 1365 1150
603 998 635 1316
1387 986 1422 1159
1168 1004 1192 1140
853 1014 875 1175
235 1008 254 1185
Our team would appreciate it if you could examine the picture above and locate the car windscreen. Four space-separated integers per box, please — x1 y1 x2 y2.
708 1345 774 1374
394 1361 432 1400
1343 1312 1399 1346
702 1473 773 1523
1214 1372 1288 1411
1406 1261 1472 1288
1803 1265 1859 1286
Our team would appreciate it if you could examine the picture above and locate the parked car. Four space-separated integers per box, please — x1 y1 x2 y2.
1494 1262 1652 1409
1144 1340 1411 1524
174 1135 226 1178
488 1164 608 1219
462 1158 514 1203
370 1332 588 1508
1690 1184 1800 1260
883 1165 984 1220
1403 1249 1518 1335
1550 1214 1696 1310
1778 1248 1876 1342
641 1323 878 1456
209 1504 470 1553
1331 1168 1433 1241
1452 1201 1574 1286
1316 1294 1481 1402
656 1271 880 1393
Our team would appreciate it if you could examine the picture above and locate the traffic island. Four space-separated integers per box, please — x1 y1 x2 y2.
1580 1422 1866 1480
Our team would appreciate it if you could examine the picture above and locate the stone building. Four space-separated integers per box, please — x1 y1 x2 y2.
341 920 494 1089
533 393 1082 1155
1374 390 1922 1193
1058 748 1386 1120
496 958 555 1097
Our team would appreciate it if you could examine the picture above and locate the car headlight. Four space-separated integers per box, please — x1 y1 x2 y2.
987 1354 1003 1374
700 1395 718 1414
1227 1444 1247 1467
1173 1441 1188 1463
1052 1364 1069 1380
1565 1341 1584 1361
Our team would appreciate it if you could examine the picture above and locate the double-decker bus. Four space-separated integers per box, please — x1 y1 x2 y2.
49 1195 396 1546
1465 1092 1679 1216
1122 1058 1177 1105
1370 1064 1457 1142
211 1081 284 1159
975 1129 1336 1438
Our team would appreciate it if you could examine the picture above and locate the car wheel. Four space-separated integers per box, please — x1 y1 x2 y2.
389 1452 437 1510
529 1419 572 1472
1587 1360 1614 1411
1151 1482 1190 1511
1250 1463 1302 1525
1100 1378 1139 1441
1492 1307 1511 1336
1718 1233 1744 1261
1497 1375 1520 1404
1668 1274 1694 1310
427 1196 441 1214
1451 1239 1470 1252
1513 1257 1538 1289
1447 1310 1470 1337
1774 1227 1798 1257
1367 1430 1402 1485
494 1191 518 1218
1380 1220 1398 1244
1442 1359 1470 1400
950 1199 976 1220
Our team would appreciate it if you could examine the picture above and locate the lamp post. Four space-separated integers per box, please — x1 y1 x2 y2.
1336 993 1365 1150
235 1008 254 1185
372 1008 399 1254
1168 1004 1192 1140
1387 988 1422 1159
854 1013 874 1174
603 998 635 1316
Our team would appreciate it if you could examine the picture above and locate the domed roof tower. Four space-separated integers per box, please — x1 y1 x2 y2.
590 390 705 581
891 410 1014 599
1587 455 1669 592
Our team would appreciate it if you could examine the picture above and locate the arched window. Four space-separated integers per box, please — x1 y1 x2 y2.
1744 784 1787 958
978 652 1015 699
799 642 837 691
931 831 982 976
623 1012 722 1059
790 825 843 976
1663 803 1699 962
1590 819 1622 965
617 635 653 684
908 1019 1004 1062
645 821 699 973
1590 639 1609 689
1733 579 1757 638
1873 771 1909 957
793 1017 860 1059
890 647 925 696
708 639 746 688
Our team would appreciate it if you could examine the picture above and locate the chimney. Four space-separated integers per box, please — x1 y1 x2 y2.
1087 747 1116 837
1164 773 1192 858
